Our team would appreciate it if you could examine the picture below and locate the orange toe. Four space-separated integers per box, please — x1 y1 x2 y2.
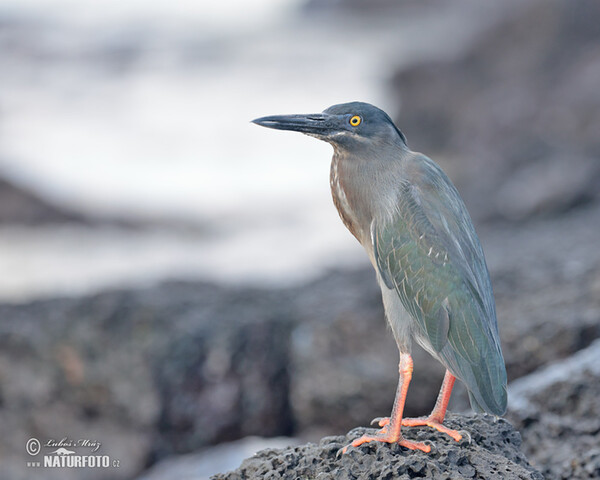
402 416 462 442
340 428 431 454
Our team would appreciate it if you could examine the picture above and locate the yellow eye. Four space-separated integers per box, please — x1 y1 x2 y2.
349 115 362 127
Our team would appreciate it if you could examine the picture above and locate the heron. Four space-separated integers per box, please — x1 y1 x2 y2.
252 101 507 453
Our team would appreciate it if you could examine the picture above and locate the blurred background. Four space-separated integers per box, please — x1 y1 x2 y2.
0 0 599 479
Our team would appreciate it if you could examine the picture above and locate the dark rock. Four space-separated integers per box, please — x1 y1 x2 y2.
212 414 543 480
0 174 212 231
304 0 419 14
484 203 600 383
137 437 299 480
391 0 600 222
155 289 295 456
508 339 600 479
303 0 470 16
494 154 600 221
0 282 295 480
0 175 88 225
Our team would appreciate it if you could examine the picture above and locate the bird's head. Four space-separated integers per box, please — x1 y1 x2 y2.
252 101 407 151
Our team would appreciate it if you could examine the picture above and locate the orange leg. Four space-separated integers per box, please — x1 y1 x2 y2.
400 370 462 442
340 353 430 454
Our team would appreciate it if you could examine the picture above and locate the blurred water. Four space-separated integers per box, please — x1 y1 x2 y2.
0 0 496 300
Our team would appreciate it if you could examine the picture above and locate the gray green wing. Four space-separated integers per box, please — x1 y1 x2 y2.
373 157 507 415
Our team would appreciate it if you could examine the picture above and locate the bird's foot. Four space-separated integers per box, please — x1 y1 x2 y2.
370 416 390 427
339 425 431 455
369 414 461 442
401 416 462 442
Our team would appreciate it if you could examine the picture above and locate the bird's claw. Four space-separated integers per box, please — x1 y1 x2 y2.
370 416 390 427
458 430 472 445
401 416 463 442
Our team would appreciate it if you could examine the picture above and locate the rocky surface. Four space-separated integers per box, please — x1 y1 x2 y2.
212 414 542 480
508 339 600 479
0 175 88 225
391 0 600 222
0 283 296 480
138 437 299 480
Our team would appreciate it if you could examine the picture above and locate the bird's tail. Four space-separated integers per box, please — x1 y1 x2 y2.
465 359 507 416
440 324 508 416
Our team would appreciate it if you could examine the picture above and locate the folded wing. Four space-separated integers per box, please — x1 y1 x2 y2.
372 156 507 415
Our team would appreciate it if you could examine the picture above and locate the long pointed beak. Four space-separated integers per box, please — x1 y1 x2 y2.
252 113 337 136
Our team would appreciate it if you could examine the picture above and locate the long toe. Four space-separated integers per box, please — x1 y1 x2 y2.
402 417 463 442
339 430 431 455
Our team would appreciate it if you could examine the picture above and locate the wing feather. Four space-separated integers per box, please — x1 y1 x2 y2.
373 156 507 415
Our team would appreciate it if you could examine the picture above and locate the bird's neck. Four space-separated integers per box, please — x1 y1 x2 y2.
330 151 378 246
329 146 411 247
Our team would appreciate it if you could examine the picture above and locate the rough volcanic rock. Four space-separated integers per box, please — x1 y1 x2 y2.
391 0 600 222
508 339 600 479
138 437 300 480
0 282 295 480
212 414 543 480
